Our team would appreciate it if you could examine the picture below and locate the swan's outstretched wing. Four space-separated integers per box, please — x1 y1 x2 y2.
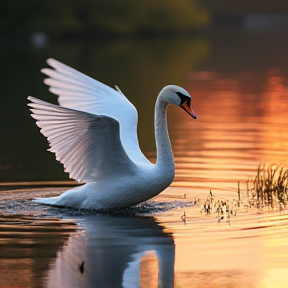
41 58 150 166
28 96 137 183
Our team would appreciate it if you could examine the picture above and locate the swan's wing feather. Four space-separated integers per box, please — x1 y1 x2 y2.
41 58 150 165
115 85 125 96
28 96 137 183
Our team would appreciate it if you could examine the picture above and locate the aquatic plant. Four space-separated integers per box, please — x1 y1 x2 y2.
254 163 288 209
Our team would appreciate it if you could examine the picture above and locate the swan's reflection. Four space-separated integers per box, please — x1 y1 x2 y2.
46 214 175 288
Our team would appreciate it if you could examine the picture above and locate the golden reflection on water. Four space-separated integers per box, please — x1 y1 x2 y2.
139 251 159 288
154 187 288 288
154 70 288 287
1 63 288 287
167 71 288 196
0 213 77 288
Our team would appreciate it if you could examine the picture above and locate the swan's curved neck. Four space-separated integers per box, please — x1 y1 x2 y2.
154 93 175 177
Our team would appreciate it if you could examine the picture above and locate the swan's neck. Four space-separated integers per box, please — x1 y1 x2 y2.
154 94 175 178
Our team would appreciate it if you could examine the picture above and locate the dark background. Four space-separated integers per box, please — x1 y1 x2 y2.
1 0 288 182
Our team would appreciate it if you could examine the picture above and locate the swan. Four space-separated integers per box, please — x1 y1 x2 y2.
28 58 196 210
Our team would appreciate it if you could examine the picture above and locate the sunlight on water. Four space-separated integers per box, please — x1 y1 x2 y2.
168 71 288 198
1 187 288 287
156 70 288 287
1 33 288 287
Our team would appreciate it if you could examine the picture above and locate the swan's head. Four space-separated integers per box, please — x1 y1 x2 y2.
162 85 197 119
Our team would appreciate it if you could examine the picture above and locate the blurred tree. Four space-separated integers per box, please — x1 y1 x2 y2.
0 0 209 40
200 0 288 14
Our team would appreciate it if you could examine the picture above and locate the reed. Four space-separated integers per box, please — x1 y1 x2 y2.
254 163 288 209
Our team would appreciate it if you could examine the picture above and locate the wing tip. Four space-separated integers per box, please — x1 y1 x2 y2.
43 78 50 85
46 57 57 66
41 58 58 74
41 68 50 75
115 85 125 96
27 96 41 104
27 96 37 104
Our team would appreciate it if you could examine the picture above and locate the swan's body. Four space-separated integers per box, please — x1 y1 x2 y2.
28 58 196 210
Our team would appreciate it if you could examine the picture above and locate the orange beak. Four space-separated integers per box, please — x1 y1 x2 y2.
181 101 197 119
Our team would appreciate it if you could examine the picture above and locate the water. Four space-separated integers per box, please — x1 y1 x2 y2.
1 30 288 287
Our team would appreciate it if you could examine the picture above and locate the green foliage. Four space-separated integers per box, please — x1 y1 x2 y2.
0 0 209 39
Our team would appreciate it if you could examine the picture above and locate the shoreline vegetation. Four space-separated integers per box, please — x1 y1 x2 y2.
2 0 288 45
200 163 288 222
1 0 209 42
254 163 288 209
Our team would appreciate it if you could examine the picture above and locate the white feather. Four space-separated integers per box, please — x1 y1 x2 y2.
41 58 149 165
28 96 137 183
28 59 196 210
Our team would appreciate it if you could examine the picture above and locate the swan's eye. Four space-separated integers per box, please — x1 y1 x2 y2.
176 92 191 107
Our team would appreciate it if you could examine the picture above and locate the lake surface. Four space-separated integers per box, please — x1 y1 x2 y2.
1 30 288 287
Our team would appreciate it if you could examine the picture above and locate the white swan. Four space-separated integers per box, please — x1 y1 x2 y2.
28 58 196 210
